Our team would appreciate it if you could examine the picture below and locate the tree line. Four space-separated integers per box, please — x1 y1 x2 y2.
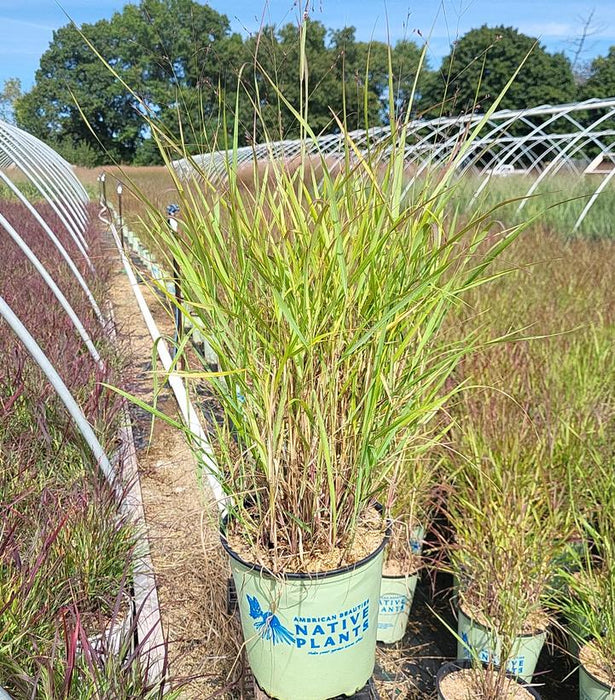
7 0 615 166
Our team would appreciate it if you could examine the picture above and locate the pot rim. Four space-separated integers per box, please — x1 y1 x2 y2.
221 505 389 581
457 600 549 638
436 660 542 699
381 570 420 581
579 642 615 690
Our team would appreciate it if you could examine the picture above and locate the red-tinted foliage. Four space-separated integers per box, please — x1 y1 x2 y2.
0 197 142 694
0 200 122 447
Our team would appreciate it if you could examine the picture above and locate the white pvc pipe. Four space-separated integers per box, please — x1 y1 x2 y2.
0 129 92 266
101 208 228 514
3 122 89 234
172 98 615 216
3 120 90 209
0 171 104 323
0 213 102 365
0 295 114 487
0 127 88 239
574 150 615 231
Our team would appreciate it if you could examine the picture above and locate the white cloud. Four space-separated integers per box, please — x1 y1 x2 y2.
0 16 54 32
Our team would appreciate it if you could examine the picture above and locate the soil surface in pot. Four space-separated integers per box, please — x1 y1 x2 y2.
226 505 386 574
382 553 421 577
439 668 534 700
579 642 615 687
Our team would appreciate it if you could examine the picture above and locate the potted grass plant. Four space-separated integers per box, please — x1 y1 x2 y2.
158 143 526 698
436 659 542 699
111 24 533 699
555 463 615 699
165 138 494 699
445 437 572 684
377 453 439 644
141 142 527 698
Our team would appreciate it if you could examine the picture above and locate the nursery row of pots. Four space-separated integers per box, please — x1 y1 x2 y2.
224 524 615 700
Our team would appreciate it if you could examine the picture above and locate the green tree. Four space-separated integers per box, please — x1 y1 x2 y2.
0 78 22 123
420 25 577 116
356 39 428 121
582 46 615 99
118 0 243 153
15 20 142 164
238 20 343 141
239 21 426 142
15 0 242 164
579 47 615 154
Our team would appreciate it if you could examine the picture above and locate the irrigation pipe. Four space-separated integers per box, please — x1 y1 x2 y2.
0 212 102 366
0 171 104 323
99 205 228 515
0 295 115 487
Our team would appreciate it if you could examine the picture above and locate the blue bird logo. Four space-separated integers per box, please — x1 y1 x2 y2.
246 594 295 646
460 630 471 658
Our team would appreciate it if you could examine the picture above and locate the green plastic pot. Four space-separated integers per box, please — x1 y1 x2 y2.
579 645 615 700
457 606 546 682
376 572 418 644
436 660 542 699
222 531 387 700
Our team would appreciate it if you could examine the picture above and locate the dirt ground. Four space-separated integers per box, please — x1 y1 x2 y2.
107 248 247 698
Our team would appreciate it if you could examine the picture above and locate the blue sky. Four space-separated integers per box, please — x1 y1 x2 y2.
2 1 615 91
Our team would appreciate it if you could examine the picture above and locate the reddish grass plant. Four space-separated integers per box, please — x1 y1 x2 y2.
0 198 154 697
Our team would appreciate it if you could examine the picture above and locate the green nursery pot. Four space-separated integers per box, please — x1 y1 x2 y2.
376 572 418 644
457 606 546 682
580 664 615 700
222 529 387 700
579 645 615 700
